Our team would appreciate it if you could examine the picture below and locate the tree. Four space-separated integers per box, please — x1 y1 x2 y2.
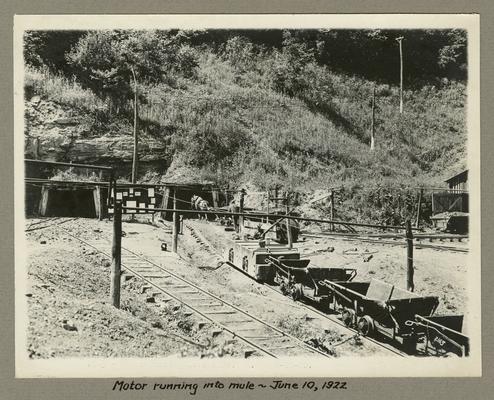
67 30 198 182
24 31 85 73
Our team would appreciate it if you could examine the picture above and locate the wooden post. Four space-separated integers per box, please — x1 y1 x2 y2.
39 185 49 216
107 170 114 220
161 186 170 220
223 189 229 208
131 66 139 184
406 220 414 292
415 188 423 228
94 186 103 221
285 192 293 249
370 85 376 150
212 189 219 209
110 202 122 308
172 189 178 253
330 189 335 232
266 190 270 224
239 189 245 235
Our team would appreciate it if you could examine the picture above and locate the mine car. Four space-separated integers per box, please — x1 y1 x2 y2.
225 240 302 283
406 314 470 357
321 278 440 352
267 255 356 309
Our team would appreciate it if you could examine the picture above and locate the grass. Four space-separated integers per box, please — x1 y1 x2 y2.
24 67 107 112
24 45 467 225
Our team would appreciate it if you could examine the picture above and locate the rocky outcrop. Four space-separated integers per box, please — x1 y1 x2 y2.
24 98 168 164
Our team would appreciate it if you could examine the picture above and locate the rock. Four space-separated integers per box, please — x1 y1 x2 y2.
40 240 46 244
363 255 373 262
141 286 152 294
151 321 162 329
211 329 223 338
25 293 33 297
197 321 208 330
30 96 41 106
51 117 79 125
146 296 156 303
62 320 78 331
244 350 256 358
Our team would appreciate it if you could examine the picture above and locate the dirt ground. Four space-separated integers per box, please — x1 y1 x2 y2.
23 215 469 359
24 219 250 359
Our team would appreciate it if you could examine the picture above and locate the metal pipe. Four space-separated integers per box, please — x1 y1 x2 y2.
24 159 113 171
121 206 422 231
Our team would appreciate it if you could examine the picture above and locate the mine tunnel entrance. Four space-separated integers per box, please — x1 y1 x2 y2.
45 188 97 218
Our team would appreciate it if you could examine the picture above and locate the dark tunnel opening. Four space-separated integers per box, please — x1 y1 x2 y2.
46 188 97 218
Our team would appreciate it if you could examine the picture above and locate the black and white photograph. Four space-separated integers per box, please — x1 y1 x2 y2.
14 14 481 377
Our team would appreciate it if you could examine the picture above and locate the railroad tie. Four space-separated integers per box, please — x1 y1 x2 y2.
266 345 298 351
174 290 201 295
204 310 237 315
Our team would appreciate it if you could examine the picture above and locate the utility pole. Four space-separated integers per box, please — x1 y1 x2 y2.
329 189 335 232
239 189 245 236
110 202 122 308
396 36 404 114
415 188 423 229
406 220 414 292
370 84 376 150
130 66 138 184
285 192 293 249
172 189 178 253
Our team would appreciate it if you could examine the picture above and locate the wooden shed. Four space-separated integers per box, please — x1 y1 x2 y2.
445 170 468 192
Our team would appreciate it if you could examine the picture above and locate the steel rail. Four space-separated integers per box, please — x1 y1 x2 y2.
119 245 331 358
54 223 277 358
224 257 407 357
302 232 469 253
54 220 329 359
185 221 408 357
122 206 421 231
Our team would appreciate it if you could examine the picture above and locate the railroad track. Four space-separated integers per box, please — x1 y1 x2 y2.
54 220 331 359
302 232 469 253
184 221 407 357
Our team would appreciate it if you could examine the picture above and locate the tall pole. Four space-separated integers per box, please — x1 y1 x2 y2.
172 189 178 253
370 84 376 150
266 190 270 224
239 189 245 235
406 219 414 292
330 189 335 232
110 202 122 308
415 188 423 229
396 37 404 114
130 66 138 184
285 192 293 249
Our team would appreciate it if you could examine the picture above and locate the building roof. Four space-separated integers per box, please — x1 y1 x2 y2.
445 169 468 183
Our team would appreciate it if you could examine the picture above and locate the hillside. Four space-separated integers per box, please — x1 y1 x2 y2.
23 30 468 225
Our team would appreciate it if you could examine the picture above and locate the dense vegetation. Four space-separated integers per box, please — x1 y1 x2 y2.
23 29 467 225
